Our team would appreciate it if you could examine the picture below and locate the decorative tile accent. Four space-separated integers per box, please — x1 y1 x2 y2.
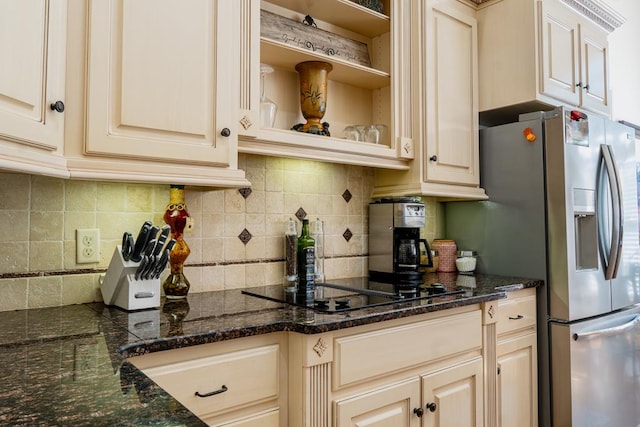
313 337 328 357
343 228 353 242
488 304 496 319
342 189 352 203
239 115 253 130
238 188 252 199
238 229 252 245
295 208 307 221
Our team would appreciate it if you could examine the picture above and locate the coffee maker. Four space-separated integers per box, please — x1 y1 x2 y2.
368 199 433 284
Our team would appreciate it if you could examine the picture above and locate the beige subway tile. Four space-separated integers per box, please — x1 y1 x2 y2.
245 236 266 260
183 237 201 264
125 184 153 212
97 182 127 212
331 195 348 216
223 264 246 290
30 211 63 241
0 242 28 273
200 265 225 292
1 211 29 242
265 155 284 170
224 189 245 213
283 193 303 215
62 274 101 305
246 213 266 236
181 266 202 294
265 168 284 192
265 192 284 214
64 211 96 240
0 172 30 210
185 189 203 217
0 278 28 311
245 263 266 287
202 237 224 263
245 190 265 214
265 262 284 286
28 276 62 309
31 176 64 211
223 237 246 261
266 215 289 236
65 180 97 212
224 213 246 237
29 241 63 271
200 213 224 238
202 189 224 213
265 235 282 260
283 170 303 193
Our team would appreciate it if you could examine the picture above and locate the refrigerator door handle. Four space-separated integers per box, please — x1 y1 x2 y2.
598 144 623 279
572 314 640 341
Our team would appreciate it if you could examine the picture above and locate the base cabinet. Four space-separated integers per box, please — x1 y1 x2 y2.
334 378 421 427
421 358 484 427
494 288 538 427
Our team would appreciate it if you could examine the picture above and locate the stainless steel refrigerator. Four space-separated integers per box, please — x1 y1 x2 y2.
445 107 640 427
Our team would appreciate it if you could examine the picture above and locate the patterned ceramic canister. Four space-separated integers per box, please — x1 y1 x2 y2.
431 240 457 273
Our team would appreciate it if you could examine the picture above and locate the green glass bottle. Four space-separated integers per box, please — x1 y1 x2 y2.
296 219 315 301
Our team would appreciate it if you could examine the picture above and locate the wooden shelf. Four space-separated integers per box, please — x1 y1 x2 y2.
260 39 390 90
264 0 390 38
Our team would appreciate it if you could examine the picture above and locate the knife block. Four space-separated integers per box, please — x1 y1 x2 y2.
100 246 161 311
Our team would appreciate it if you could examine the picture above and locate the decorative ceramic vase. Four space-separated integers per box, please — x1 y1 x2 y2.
292 61 333 136
162 185 191 298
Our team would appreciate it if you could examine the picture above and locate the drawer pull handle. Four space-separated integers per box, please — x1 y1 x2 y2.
509 314 524 320
195 384 228 398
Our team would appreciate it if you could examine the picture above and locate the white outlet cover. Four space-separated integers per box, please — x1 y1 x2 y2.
76 228 101 264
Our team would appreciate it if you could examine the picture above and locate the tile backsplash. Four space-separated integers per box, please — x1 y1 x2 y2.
0 154 440 312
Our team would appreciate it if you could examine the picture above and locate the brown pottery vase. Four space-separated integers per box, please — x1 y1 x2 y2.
292 61 333 136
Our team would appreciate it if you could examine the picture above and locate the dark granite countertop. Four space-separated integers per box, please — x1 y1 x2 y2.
0 273 541 426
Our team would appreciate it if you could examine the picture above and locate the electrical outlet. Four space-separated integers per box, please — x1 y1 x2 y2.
76 228 100 264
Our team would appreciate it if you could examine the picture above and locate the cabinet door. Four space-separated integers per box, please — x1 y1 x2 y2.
85 0 237 167
579 20 610 115
0 0 66 152
334 378 421 427
539 0 580 106
421 358 484 427
497 333 538 427
425 3 479 187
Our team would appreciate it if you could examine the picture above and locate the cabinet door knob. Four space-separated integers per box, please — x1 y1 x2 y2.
584 84 590 91
429 155 437 162
576 82 583 88
220 128 231 137
50 101 65 113
413 407 424 417
426 402 437 412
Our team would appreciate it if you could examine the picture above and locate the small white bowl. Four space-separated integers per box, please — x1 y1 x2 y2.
455 256 476 273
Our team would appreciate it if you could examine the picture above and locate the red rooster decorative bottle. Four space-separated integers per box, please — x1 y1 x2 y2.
162 185 191 298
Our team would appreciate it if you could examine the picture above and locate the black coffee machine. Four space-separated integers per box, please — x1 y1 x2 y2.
368 199 433 285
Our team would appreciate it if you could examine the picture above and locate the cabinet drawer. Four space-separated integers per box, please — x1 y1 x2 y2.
334 310 482 388
497 291 536 336
142 344 280 418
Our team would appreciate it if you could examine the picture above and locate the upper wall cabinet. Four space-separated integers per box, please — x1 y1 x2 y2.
477 0 624 123
0 0 68 177
64 0 250 187
237 0 413 170
373 0 487 200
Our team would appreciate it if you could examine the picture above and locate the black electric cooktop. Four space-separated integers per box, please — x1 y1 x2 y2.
241 277 467 314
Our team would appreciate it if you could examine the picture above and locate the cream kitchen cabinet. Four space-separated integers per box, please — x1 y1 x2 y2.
237 0 413 170
495 288 538 427
373 0 487 200
290 305 484 427
0 0 68 178
63 0 250 188
130 333 287 427
478 0 624 122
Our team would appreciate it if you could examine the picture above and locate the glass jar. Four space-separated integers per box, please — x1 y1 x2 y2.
456 250 477 274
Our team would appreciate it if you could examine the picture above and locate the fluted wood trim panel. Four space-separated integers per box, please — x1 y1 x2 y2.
308 363 330 427
484 322 498 427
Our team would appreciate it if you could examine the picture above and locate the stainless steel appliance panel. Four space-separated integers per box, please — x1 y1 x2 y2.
550 305 640 427
369 203 394 273
605 121 640 310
